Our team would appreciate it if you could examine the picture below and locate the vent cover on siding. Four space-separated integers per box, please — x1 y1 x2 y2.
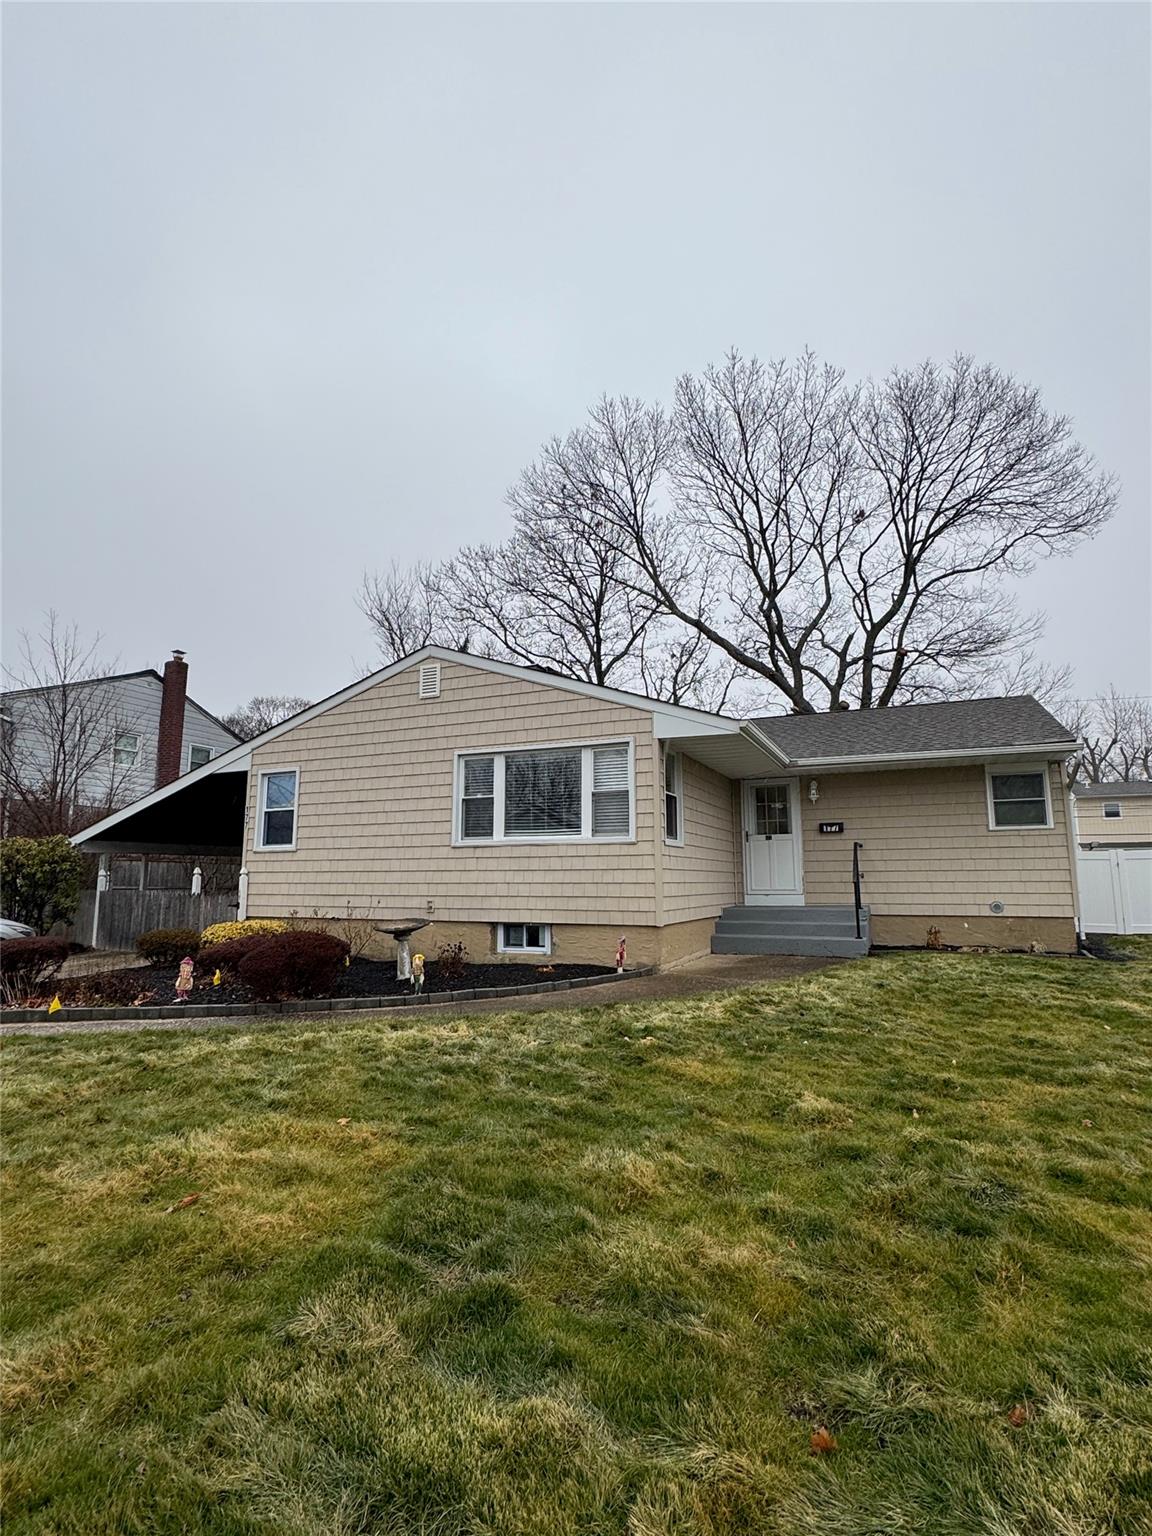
418 662 441 700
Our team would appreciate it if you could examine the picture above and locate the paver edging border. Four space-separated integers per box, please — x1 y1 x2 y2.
0 967 656 1026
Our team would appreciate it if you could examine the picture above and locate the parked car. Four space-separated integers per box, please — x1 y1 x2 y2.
0 918 37 941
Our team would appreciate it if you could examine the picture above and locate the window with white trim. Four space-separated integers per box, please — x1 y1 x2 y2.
497 922 551 954
663 750 683 844
988 768 1051 828
188 744 214 772
113 732 140 770
456 742 633 842
256 769 298 849
1103 801 1122 819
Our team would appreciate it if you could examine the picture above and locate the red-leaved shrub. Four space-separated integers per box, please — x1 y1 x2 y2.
236 931 350 1001
1 937 71 1002
198 935 271 974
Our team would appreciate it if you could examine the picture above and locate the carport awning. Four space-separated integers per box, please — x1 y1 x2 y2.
73 768 247 856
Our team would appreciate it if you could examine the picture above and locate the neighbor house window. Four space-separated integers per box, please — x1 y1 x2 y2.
113 733 140 770
498 922 551 954
188 744 214 772
456 741 633 842
663 750 683 844
987 768 1051 829
256 768 298 849
1103 802 1122 819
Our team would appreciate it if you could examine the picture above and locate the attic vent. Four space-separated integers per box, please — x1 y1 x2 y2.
418 662 441 700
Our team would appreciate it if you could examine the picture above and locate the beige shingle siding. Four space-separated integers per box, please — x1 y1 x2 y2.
800 762 1075 918
1074 795 1152 845
244 658 660 923
659 753 740 921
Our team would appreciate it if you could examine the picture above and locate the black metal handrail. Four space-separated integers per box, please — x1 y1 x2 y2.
852 841 864 940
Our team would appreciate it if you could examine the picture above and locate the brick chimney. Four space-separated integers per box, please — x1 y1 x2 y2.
155 650 188 787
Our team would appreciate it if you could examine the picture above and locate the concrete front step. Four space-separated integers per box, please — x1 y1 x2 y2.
710 933 869 957
716 904 868 927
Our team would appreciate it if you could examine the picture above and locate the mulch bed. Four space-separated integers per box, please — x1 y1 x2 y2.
50 956 616 1009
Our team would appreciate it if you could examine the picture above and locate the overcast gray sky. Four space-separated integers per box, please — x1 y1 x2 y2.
3 2 1149 717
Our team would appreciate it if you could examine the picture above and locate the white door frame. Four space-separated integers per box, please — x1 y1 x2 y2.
741 777 805 905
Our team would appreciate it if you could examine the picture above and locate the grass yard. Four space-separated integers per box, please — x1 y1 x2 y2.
2 952 1150 1535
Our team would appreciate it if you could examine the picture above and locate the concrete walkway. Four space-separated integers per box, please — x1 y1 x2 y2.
0 953 841 1037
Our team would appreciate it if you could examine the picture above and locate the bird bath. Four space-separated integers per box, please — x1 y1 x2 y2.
374 920 430 982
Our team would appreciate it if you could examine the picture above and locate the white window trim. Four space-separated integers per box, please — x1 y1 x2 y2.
187 743 215 772
452 737 636 846
254 765 300 852
1102 801 1123 819
112 732 140 770
496 921 552 955
663 748 684 846
985 762 1054 831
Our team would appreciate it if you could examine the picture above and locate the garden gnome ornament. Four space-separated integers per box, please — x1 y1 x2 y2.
616 936 627 973
175 956 195 1003
411 953 425 993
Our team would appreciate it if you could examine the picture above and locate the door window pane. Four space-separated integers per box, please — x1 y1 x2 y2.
754 784 790 835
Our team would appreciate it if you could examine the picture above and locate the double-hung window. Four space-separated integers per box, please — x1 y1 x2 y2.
256 768 298 849
987 767 1052 829
663 750 683 844
457 741 633 842
113 732 140 771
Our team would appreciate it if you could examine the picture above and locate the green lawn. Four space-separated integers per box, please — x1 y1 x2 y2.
3 953 1150 1535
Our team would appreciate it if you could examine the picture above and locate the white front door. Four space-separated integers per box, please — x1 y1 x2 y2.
743 779 803 903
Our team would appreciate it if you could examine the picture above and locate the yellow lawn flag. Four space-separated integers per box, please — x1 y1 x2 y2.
213 969 222 986
48 996 62 1014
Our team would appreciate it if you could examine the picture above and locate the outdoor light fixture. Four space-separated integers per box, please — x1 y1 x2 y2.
808 780 820 803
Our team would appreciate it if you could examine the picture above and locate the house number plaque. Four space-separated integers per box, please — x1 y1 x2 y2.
818 821 845 834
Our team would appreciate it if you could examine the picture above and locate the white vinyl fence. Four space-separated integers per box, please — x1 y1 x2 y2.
1077 847 1152 935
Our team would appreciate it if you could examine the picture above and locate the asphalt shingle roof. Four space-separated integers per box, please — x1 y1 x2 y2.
750 695 1077 764
1071 780 1152 800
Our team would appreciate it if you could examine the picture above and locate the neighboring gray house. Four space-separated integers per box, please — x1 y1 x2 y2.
1 651 239 836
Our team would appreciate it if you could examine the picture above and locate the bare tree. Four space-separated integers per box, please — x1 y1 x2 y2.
515 352 1115 713
1064 689 1152 783
221 695 312 741
1 614 142 837
358 561 472 665
361 514 737 709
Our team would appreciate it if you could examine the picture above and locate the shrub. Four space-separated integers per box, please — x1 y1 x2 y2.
136 928 201 965
198 935 273 975
0 835 85 933
435 940 470 985
237 931 350 1001
1 936 71 1003
200 918 287 949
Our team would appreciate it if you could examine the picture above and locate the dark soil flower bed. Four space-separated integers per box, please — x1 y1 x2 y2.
49 956 617 1009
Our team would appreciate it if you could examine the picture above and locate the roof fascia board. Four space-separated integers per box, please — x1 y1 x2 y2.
788 740 1078 771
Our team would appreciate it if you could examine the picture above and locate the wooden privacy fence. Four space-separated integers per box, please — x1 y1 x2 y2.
72 887 239 951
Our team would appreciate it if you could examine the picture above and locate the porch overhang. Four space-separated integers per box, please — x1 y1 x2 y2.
72 767 247 856
659 722 789 779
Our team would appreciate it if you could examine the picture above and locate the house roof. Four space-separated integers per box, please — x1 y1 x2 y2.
750 695 1077 766
1 668 241 742
1072 780 1152 800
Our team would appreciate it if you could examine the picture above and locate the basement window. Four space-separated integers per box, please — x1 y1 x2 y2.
498 922 551 954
